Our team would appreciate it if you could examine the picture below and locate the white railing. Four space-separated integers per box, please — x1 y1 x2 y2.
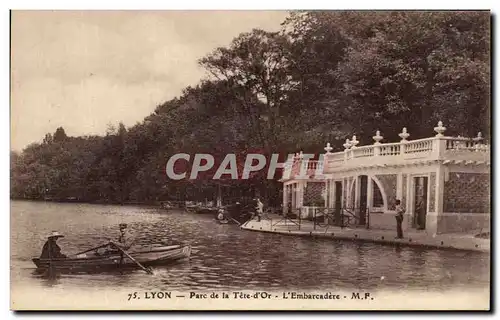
405 138 433 154
285 128 490 180
379 143 401 156
350 146 374 158
445 137 479 151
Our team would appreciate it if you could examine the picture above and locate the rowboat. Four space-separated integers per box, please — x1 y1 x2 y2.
32 244 191 273
160 201 185 210
195 206 219 214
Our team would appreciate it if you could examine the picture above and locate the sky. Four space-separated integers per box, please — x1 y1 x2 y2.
10 10 289 151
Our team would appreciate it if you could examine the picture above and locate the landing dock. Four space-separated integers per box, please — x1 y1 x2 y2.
241 217 490 253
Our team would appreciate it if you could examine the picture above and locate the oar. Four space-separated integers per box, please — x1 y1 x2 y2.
109 241 153 275
226 215 241 226
74 243 112 256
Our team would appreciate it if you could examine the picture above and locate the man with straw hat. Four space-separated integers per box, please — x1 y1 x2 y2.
39 231 67 259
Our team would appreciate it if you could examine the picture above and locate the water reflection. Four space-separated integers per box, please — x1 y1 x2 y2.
11 200 489 292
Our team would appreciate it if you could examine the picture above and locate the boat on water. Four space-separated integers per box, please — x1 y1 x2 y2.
195 206 219 214
32 244 191 273
160 201 186 210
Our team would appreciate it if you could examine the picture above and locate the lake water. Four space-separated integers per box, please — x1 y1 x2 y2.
11 200 490 293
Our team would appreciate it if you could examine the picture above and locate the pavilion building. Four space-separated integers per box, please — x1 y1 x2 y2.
281 122 490 235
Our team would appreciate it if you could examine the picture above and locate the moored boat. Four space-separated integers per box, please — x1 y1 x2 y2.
32 244 191 273
195 206 219 214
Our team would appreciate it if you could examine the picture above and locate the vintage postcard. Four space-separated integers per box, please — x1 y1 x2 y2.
10 10 490 311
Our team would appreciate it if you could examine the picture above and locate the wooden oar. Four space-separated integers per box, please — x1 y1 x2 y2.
74 243 112 256
109 241 153 275
227 215 241 226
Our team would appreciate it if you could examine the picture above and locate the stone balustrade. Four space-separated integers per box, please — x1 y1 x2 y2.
285 122 490 179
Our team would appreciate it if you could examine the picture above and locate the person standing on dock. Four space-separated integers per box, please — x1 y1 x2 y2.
395 199 405 239
255 198 264 222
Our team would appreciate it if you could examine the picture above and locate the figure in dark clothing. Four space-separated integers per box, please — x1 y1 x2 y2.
40 231 67 259
255 198 264 222
395 199 405 239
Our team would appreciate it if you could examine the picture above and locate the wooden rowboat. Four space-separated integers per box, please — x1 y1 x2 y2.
32 244 191 273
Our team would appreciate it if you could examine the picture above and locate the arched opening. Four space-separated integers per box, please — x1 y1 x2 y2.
348 175 368 225
367 175 389 213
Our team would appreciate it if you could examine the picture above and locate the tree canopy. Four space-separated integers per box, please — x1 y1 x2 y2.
11 11 490 206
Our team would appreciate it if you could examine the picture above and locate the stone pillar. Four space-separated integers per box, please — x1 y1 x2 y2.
283 184 288 211
291 183 297 209
396 173 403 200
367 176 373 211
354 176 360 210
428 164 445 235
399 173 410 232
330 180 335 208
298 181 305 208
325 180 330 208
341 178 345 208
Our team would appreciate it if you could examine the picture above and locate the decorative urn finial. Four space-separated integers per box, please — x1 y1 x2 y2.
399 127 410 142
324 142 333 154
373 130 383 145
434 121 446 137
343 139 352 150
350 135 359 148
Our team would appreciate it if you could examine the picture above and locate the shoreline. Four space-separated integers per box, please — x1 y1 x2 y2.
10 198 161 207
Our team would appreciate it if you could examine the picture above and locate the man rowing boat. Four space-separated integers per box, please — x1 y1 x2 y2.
117 223 134 250
93 224 135 256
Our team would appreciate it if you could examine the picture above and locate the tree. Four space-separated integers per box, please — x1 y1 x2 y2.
199 29 296 150
53 127 68 142
10 11 490 205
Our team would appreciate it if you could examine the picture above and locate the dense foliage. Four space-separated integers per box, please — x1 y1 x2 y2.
11 11 490 205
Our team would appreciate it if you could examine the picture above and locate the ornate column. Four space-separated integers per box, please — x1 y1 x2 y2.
367 176 373 211
354 176 360 210
324 143 333 208
428 121 447 235
283 184 288 211
341 178 345 208
298 181 305 208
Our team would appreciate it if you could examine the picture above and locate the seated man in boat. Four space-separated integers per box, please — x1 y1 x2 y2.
40 231 67 259
116 223 135 250
98 223 135 255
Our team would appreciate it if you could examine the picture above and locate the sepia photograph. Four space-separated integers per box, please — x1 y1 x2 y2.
9 9 491 311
